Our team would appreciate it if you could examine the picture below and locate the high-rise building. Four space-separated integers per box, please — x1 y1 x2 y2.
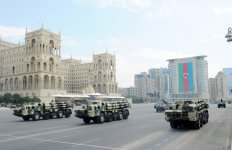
0 27 118 101
208 78 216 101
134 72 155 102
222 68 232 96
167 55 209 100
215 71 228 99
148 68 169 99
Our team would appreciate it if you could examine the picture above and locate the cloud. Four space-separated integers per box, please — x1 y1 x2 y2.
97 38 120 46
62 36 79 48
212 7 232 15
0 25 26 38
72 0 152 11
142 1 186 20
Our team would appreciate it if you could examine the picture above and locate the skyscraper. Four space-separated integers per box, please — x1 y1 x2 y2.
222 68 232 96
167 56 209 100
148 68 169 99
215 71 228 99
208 78 216 101
134 72 155 102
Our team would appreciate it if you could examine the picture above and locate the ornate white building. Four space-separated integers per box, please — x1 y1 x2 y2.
0 27 118 101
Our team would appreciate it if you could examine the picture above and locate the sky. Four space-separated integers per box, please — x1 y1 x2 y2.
1 0 232 88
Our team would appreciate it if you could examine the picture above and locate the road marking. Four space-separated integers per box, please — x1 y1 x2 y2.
81 138 99 144
0 125 93 143
0 133 123 150
11 125 71 135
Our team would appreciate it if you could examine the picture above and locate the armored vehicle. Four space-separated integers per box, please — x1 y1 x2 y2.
75 94 130 124
165 100 209 130
13 102 72 121
218 99 226 108
154 99 172 112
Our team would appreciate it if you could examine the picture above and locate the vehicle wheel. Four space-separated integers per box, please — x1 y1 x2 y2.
200 115 203 127
170 121 176 129
57 111 63 118
95 113 105 123
22 116 30 121
123 110 129 119
194 119 200 130
113 112 118 120
43 113 50 120
83 117 91 124
32 112 40 121
118 111 123 120
107 113 113 122
99 113 105 123
65 110 72 118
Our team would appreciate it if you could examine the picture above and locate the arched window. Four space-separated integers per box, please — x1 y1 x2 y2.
49 57 54 71
31 57 35 71
12 66 15 74
98 59 102 69
49 40 54 54
44 62 47 71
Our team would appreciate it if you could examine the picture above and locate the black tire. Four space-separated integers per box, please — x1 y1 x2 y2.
123 110 129 119
83 117 91 124
42 113 50 120
22 116 30 121
65 110 72 118
118 111 123 120
194 119 201 130
170 121 176 129
57 111 63 118
107 113 113 122
95 113 105 123
113 112 118 120
200 115 203 127
32 112 40 121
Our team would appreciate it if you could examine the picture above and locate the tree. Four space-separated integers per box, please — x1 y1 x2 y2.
3 93 13 104
31 96 41 102
12 93 21 104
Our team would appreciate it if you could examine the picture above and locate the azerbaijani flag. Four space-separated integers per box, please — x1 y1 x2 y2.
178 62 194 92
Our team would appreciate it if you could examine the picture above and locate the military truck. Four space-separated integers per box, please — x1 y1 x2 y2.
75 94 130 124
165 100 209 130
218 99 226 108
13 102 72 121
154 99 172 112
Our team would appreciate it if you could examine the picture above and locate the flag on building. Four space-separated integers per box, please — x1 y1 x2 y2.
178 62 194 92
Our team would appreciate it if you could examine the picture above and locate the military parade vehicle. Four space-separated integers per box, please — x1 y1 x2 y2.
218 99 226 108
13 101 72 121
75 94 130 124
154 99 172 112
165 99 209 130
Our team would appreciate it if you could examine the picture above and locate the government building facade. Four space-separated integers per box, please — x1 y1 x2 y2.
0 27 118 101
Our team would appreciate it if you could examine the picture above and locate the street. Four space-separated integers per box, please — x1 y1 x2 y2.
0 103 231 150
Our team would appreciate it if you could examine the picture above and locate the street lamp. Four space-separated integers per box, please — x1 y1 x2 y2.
225 27 232 42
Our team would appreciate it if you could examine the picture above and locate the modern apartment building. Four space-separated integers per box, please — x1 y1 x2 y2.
215 71 228 99
222 68 232 96
148 68 169 99
167 55 209 100
134 72 155 102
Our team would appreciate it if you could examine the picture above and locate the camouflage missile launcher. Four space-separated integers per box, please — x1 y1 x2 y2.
13 102 72 121
165 100 209 130
75 95 130 124
154 99 172 113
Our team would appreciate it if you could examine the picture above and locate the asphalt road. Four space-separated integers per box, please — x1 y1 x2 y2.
0 103 231 150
